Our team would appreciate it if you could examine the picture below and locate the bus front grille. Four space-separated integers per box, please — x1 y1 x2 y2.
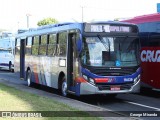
96 83 134 91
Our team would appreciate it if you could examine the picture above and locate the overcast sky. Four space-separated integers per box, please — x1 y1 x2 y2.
0 0 160 31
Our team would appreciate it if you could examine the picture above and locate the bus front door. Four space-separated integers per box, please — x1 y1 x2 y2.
67 33 78 93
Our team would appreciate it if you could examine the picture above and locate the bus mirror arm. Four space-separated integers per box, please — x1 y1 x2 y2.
76 36 82 53
76 40 81 51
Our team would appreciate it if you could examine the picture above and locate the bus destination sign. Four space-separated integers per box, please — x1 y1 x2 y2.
85 24 131 33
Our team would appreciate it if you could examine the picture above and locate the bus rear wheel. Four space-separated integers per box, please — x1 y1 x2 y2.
61 78 67 97
9 62 14 72
26 70 32 87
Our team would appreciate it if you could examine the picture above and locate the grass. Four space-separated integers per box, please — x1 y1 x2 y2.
0 83 101 120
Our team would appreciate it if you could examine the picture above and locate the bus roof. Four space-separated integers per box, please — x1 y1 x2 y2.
122 13 160 24
31 21 136 31
16 21 137 38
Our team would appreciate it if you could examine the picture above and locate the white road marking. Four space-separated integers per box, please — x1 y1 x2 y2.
125 101 160 111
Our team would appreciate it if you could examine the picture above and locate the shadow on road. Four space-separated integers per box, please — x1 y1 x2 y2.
138 87 160 98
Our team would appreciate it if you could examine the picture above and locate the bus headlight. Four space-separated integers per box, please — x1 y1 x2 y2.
82 74 95 85
82 75 88 81
134 77 138 84
89 78 95 85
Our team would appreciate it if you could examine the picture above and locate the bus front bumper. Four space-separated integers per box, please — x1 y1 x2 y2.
79 79 140 95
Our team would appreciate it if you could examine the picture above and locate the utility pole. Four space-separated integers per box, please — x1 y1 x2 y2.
81 6 84 22
26 14 31 28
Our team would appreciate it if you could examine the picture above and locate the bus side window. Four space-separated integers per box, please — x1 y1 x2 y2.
15 38 20 55
149 36 160 47
39 34 47 55
48 34 56 56
149 41 160 47
32 36 39 55
57 32 67 56
26 37 32 55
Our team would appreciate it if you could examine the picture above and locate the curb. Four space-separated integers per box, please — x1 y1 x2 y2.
0 78 139 120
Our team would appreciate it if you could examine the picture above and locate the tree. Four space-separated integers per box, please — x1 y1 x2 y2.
37 18 58 26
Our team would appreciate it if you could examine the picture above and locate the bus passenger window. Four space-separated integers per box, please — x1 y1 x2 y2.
48 34 56 56
49 34 56 44
58 32 67 56
15 38 20 55
26 37 32 55
33 36 39 45
39 35 47 55
16 39 20 46
32 36 39 55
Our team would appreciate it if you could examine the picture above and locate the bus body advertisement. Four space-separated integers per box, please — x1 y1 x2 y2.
15 22 141 96
123 13 160 90
141 47 160 89
0 36 15 72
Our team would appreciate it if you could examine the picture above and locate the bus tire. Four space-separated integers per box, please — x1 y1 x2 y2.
9 62 14 72
61 78 67 97
11 68 14 73
26 70 32 87
108 94 117 98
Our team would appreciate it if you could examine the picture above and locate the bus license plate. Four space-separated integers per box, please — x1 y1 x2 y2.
110 86 120 91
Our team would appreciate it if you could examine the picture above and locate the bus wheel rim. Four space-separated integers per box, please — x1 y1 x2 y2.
27 72 31 86
62 81 67 96
28 78 30 86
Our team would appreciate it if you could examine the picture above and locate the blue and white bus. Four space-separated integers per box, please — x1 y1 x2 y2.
0 34 15 72
15 22 141 96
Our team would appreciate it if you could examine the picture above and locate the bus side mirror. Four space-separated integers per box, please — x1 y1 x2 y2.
76 39 82 53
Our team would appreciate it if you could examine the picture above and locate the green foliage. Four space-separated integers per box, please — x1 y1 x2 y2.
37 18 58 26
0 83 100 119
114 18 119 21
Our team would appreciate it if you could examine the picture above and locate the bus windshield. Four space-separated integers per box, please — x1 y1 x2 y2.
81 36 140 67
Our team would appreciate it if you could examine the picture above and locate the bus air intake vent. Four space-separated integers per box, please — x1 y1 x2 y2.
84 66 138 76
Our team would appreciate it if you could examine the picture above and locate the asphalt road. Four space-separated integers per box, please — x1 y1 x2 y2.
0 69 160 120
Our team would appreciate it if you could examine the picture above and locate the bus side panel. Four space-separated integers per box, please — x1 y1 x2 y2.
141 47 160 89
50 57 59 89
31 56 39 84
27 55 60 89
43 56 59 88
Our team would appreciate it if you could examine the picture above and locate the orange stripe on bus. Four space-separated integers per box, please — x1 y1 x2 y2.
75 77 87 83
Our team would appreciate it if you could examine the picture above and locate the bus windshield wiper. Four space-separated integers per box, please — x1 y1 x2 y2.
97 34 111 60
97 34 110 51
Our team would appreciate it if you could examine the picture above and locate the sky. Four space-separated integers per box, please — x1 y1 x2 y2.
0 0 160 32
